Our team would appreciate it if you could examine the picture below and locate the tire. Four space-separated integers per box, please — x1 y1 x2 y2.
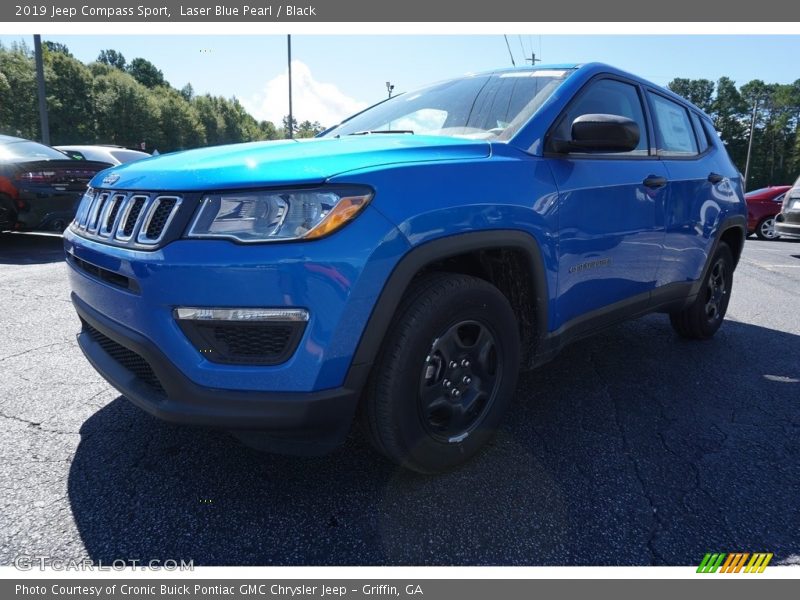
669 242 734 340
755 216 780 240
361 272 520 473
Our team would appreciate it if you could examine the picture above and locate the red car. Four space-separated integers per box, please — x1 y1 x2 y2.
746 185 792 240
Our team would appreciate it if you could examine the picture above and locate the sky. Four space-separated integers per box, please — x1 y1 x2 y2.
1 34 799 126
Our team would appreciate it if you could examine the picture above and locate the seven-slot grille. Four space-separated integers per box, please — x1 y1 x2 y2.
72 189 183 248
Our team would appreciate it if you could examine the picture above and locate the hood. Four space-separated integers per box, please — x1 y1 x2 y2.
90 135 491 191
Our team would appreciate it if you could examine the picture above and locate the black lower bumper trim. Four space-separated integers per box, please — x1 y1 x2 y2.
72 293 360 454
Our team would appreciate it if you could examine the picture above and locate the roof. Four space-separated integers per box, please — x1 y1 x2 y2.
0 134 29 144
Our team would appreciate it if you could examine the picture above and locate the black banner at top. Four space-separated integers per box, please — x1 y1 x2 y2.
2 0 800 22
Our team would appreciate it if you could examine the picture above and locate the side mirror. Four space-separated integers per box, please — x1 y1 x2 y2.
552 114 640 153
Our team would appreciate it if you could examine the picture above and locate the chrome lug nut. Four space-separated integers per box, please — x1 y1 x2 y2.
451 388 461 398
461 359 471 368
449 361 458 369
462 376 472 385
443 379 452 388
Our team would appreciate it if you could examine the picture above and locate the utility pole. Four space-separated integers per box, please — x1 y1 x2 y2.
386 81 394 99
33 35 50 145
743 96 759 191
526 53 541 67
287 35 293 139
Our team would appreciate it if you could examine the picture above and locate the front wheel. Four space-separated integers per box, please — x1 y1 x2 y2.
361 273 520 473
669 241 734 340
755 216 780 240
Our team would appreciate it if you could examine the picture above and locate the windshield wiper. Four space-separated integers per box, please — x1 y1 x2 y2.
346 129 414 136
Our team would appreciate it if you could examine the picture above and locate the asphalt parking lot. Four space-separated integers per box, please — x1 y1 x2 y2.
0 232 798 566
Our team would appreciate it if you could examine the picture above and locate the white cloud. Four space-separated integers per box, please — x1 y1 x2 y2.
242 60 367 128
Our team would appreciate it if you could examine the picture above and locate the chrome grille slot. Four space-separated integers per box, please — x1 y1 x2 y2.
70 190 185 250
137 196 181 245
87 192 109 232
75 190 96 229
116 195 148 240
99 194 126 237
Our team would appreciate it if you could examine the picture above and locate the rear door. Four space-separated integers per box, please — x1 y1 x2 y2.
545 77 668 328
646 92 736 287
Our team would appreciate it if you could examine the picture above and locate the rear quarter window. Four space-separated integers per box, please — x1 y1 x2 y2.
648 93 698 157
690 112 710 153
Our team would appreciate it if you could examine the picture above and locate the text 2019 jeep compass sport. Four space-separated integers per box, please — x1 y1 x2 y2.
64 63 747 473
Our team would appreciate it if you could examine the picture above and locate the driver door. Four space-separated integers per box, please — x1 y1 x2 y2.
545 77 668 328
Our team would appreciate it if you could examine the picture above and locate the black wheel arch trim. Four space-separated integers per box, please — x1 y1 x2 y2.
344 216 746 391
344 230 549 390
688 213 746 299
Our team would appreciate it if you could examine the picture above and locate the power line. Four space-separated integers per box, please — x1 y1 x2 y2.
503 35 516 67
517 35 526 63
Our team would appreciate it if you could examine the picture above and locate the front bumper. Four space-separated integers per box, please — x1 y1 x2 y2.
74 294 364 454
775 212 800 239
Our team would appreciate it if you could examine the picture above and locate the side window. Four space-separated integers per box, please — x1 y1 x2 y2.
690 112 710 153
552 78 649 156
648 93 699 156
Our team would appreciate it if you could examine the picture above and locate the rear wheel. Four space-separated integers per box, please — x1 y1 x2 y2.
755 216 780 240
361 273 520 473
670 242 734 340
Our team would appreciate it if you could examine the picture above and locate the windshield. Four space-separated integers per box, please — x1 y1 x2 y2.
0 139 70 161
322 69 573 141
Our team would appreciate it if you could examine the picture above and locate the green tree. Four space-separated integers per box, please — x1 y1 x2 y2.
667 78 715 112
42 41 72 57
0 70 11 133
97 49 126 70
93 69 160 148
153 86 205 151
192 94 226 146
43 47 94 144
258 120 278 140
296 120 324 138
180 83 194 101
0 42 38 139
709 76 749 173
281 115 298 138
127 57 166 89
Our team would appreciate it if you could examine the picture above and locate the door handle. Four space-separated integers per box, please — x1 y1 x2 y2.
643 176 667 189
708 172 724 184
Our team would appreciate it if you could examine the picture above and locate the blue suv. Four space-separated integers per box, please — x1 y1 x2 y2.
64 63 746 472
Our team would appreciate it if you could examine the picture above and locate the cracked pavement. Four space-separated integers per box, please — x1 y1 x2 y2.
0 231 798 566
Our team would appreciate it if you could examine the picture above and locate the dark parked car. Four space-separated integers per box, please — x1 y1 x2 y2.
775 175 800 240
0 135 110 233
55 145 151 166
745 185 791 240
65 63 746 473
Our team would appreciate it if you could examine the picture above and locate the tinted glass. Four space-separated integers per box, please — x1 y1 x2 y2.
690 112 710 153
110 150 150 163
322 69 571 141
0 140 70 161
553 78 649 155
649 93 699 156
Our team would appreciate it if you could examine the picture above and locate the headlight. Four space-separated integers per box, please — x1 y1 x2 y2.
186 186 373 243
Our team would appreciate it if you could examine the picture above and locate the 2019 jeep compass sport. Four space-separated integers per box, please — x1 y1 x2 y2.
63 63 747 473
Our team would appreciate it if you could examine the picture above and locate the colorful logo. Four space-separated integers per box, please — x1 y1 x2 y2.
697 553 773 573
